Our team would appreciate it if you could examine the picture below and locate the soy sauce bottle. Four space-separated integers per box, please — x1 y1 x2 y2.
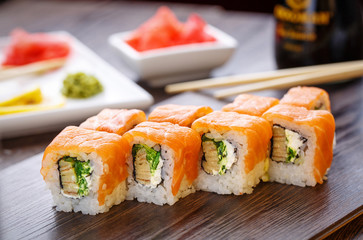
274 0 363 69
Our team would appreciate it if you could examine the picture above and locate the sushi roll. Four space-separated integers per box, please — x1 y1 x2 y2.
262 104 335 186
148 104 213 127
280 86 331 111
280 86 336 148
123 121 201 205
41 126 128 215
222 94 279 116
191 111 272 195
80 108 146 135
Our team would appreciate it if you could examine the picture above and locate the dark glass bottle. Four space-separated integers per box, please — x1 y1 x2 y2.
274 0 363 69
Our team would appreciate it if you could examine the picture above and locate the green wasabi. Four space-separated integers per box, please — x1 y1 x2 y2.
61 72 103 98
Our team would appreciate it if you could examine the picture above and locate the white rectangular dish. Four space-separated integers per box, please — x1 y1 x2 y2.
0 31 153 138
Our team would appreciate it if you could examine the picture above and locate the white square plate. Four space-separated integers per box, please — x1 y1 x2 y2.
0 31 153 138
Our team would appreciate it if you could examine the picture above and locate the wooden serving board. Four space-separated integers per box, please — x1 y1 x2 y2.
1 89 362 240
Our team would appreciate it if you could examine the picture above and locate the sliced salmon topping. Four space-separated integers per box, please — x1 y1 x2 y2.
222 94 279 117
80 109 146 135
148 104 213 127
280 86 331 111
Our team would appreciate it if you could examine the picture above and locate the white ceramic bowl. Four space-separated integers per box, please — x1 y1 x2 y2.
108 25 238 87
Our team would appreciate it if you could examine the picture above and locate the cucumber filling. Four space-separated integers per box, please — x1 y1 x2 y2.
58 156 93 199
132 144 163 188
201 134 237 175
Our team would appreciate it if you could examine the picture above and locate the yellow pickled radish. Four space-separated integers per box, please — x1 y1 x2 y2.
0 95 65 115
0 86 43 107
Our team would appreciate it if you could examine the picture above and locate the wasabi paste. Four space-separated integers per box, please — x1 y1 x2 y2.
61 72 103 98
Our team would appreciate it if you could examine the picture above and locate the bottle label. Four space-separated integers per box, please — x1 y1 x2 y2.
274 0 334 52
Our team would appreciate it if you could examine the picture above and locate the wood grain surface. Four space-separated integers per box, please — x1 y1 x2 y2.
0 0 362 239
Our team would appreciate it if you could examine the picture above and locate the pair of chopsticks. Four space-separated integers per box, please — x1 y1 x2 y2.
165 60 363 98
0 58 66 82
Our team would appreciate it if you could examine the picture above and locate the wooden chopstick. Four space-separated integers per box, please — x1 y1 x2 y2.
165 60 363 94
0 58 66 81
214 61 363 98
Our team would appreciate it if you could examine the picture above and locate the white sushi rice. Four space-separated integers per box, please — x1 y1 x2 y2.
126 137 195 205
193 130 265 195
268 118 319 187
43 150 126 215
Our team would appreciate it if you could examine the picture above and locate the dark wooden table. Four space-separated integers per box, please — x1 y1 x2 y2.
0 0 362 239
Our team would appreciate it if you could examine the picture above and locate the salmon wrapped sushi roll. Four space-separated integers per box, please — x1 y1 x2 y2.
280 86 331 111
222 94 279 116
262 104 335 186
41 126 128 215
123 121 201 205
148 104 213 127
80 108 146 135
191 111 272 195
